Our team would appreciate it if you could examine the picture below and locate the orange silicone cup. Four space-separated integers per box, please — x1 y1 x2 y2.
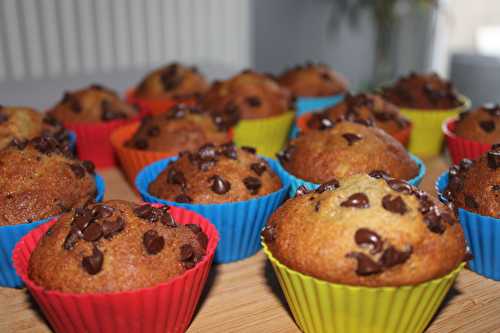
125 89 197 116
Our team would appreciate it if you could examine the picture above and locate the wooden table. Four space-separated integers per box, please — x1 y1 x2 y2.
1 157 500 333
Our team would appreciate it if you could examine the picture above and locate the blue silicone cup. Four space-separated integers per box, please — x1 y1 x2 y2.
68 131 77 153
285 154 426 197
435 171 500 281
135 157 290 264
0 173 105 288
289 94 345 139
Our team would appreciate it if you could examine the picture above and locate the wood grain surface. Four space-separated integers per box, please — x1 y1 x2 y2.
1 156 500 333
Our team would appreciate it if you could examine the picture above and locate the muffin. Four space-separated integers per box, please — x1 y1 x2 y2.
203 70 292 120
48 84 137 123
264 173 466 286
0 135 97 226
278 121 419 184
28 200 208 292
381 72 463 110
148 143 282 204
443 146 500 218
134 63 209 100
277 62 348 98
453 103 500 145
0 106 70 150
125 104 230 153
306 93 411 136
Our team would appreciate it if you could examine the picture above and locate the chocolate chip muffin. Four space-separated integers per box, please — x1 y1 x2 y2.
278 121 419 183
28 201 208 292
263 173 466 286
125 104 230 152
202 70 292 121
48 84 138 123
307 93 411 136
0 106 70 150
135 63 209 100
0 135 97 226
277 62 348 97
444 145 500 218
148 143 282 204
382 72 463 110
454 103 500 144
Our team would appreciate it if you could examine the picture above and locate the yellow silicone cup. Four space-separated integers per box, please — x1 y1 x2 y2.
263 242 464 333
233 111 295 158
400 95 470 157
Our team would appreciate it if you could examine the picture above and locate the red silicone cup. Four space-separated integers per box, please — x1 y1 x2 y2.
125 89 197 117
65 117 140 169
13 205 219 333
443 117 492 164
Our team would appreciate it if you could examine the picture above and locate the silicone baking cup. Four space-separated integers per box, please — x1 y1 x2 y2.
294 112 412 146
0 174 105 288
399 96 470 157
135 157 290 263
233 111 295 158
263 242 464 333
442 117 492 164
13 205 219 333
125 88 197 116
111 122 234 185
436 172 500 281
284 154 426 197
65 117 140 169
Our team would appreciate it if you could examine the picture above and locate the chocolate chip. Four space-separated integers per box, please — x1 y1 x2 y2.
167 168 187 189
250 162 267 176
82 160 95 174
198 143 217 160
386 179 413 194
246 96 262 107
67 94 82 113
382 195 407 215
346 252 382 275
424 209 446 234
342 133 362 146
441 212 455 225
143 230 165 255
277 145 295 164
262 225 276 242
243 177 262 195
197 232 208 249
102 217 125 239
487 150 500 170
10 138 28 150
340 193 370 208
82 222 103 242
31 135 61 155
314 201 321 212
72 209 94 231
66 162 85 178
354 228 383 254
316 179 340 193
199 160 216 171
134 204 155 220
134 139 148 150
459 158 474 170
483 103 500 116
92 205 114 219
63 230 81 250
147 126 160 137
368 170 391 180
379 246 412 268
175 194 192 203
241 146 256 154
160 210 176 228
479 120 495 133
82 247 104 275
186 223 202 234
464 195 479 210
180 244 194 261
209 175 231 194
492 185 500 192
295 185 310 196
219 142 238 159
101 100 127 121
320 72 331 81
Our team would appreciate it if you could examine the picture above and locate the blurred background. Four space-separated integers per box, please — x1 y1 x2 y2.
0 0 498 108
